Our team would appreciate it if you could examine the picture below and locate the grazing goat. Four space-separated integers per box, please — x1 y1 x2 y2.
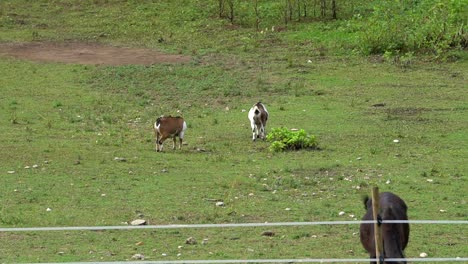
248 102 269 141
360 192 410 264
154 116 187 152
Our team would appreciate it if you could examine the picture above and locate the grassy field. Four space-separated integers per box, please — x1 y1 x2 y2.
0 1 466 263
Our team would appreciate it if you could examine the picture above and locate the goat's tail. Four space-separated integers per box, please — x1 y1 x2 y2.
156 116 163 126
254 107 260 115
155 116 163 130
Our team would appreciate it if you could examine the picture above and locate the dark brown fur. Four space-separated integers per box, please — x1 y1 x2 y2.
154 116 187 152
360 192 410 264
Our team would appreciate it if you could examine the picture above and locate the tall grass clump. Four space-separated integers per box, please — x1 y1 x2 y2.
266 127 317 152
356 0 467 57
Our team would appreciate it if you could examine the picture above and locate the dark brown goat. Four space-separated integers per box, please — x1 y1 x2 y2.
360 192 410 264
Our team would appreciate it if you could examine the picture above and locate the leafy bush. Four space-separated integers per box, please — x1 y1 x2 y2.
266 127 318 152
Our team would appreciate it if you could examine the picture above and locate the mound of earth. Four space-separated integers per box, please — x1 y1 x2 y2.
0 42 191 66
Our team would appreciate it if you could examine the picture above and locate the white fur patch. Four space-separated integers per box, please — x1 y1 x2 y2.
154 122 161 132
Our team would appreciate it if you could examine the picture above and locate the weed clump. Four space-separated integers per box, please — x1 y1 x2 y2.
266 127 318 152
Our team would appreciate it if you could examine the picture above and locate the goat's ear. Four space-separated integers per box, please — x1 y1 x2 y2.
362 195 370 209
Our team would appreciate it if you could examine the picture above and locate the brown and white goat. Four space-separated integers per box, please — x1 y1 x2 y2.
154 116 187 152
248 102 269 141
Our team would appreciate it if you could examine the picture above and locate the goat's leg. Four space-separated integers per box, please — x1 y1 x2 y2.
250 121 257 141
260 125 266 140
155 131 160 152
172 136 177 150
158 135 169 152
178 130 185 150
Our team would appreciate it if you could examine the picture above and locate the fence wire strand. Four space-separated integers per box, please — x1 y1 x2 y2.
25 257 468 264
1 220 467 232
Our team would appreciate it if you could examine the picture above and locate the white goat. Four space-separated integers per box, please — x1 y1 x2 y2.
248 102 269 141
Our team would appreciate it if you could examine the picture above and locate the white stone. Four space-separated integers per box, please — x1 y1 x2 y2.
215 201 225 207
114 157 126 162
420 252 428 258
185 237 196 245
393 139 400 143
46 208 52 212
339 211 345 216
130 219 147 226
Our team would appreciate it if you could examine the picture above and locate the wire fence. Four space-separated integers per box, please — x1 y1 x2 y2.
1 220 467 232
25 257 468 264
2 220 466 263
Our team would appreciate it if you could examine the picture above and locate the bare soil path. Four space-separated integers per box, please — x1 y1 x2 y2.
0 42 191 65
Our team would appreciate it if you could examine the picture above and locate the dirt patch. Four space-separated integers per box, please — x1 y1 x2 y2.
0 42 191 66
385 107 428 116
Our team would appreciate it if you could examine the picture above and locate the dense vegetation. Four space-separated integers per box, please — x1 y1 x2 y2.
216 0 467 57
0 0 466 263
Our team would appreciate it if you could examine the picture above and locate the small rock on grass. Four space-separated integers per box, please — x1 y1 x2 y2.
132 253 145 260
261 231 275 237
114 157 126 162
185 237 196 245
130 219 147 226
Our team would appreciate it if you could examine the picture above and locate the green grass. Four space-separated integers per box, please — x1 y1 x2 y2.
0 0 467 263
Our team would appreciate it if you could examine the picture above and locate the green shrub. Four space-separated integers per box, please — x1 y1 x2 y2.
266 127 318 152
